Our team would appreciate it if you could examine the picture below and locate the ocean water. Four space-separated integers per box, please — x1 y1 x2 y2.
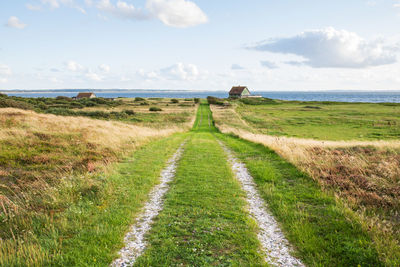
2 90 400 103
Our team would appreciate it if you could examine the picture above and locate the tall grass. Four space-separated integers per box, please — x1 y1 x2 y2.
0 107 194 266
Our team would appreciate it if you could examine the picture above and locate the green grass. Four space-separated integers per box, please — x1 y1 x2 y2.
0 133 187 266
216 133 384 266
1 100 390 266
233 100 400 140
135 103 385 266
135 103 265 266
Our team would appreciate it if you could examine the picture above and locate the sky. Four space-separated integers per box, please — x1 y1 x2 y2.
1 0 400 91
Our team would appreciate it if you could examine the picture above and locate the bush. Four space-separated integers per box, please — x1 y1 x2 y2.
56 96 72 101
149 107 162 112
240 97 276 105
0 93 7 98
123 109 135 115
171 99 179 103
0 98 34 110
140 102 149 106
207 96 224 105
194 98 200 104
135 97 145 102
184 98 192 101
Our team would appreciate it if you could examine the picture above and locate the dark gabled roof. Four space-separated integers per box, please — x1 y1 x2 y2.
229 86 248 95
76 92 95 98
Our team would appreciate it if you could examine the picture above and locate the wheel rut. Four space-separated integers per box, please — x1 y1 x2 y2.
112 141 187 267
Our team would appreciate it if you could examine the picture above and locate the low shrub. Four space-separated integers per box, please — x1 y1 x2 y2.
135 97 145 102
240 97 276 105
56 96 72 101
123 109 135 115
171 99 179 103
149 107 162 112
194 98 200 104
0 98 34 110
304 106 322 109
207 96 224 105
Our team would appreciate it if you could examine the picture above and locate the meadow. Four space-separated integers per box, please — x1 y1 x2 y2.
0 94 197 128
224 98 400 140
211 98 400 266
0 96 398 266
0 97 196 266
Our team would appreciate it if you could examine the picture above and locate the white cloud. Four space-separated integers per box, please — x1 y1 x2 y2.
249 27 398 68
98 64 111 73
160 63 200 80
65 60 85 71
63 61 108 81
94 0 207 27
231 64 245 70
138 63 205 81
6 16 27 29
85 71 102 81
96 0 148 20
146 0 207 28
260 60 278 69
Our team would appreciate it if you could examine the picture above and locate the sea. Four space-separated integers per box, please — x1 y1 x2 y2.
2 90 400 103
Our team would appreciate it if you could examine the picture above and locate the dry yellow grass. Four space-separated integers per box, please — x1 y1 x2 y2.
0 108 195 245
211 104 400 261
0 108 186 144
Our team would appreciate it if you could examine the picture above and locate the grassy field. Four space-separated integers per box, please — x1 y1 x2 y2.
132 103 386 266
1 99 397 266
135 104 265 266
222 99 400 140
211 98 400 265
0 94 197 128
0 106 194 266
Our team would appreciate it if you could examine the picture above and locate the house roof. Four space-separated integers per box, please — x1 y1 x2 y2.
76 92 95 98
229 86 248 95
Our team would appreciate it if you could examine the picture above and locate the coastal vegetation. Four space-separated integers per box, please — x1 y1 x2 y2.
211 99 400 265
0 97 398 266
0 106 194 266
0 94 196 128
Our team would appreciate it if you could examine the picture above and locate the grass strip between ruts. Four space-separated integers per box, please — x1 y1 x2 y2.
135 103 266 266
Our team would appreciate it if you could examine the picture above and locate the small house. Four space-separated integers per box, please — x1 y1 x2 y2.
229 86 251 98
76 92 96 99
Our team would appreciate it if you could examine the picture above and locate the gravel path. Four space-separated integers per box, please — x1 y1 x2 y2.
219 141 304 267
111 141 186 267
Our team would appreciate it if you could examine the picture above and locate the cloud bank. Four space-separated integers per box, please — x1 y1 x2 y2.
249 27 398 68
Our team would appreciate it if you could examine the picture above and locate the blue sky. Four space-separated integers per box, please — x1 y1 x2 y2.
1 0 400 91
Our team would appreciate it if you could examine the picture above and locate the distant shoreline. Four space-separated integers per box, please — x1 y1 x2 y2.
2 90 400 103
